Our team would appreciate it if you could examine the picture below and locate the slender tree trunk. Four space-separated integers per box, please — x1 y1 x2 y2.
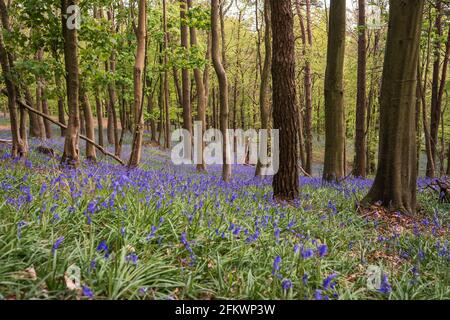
55 72 66 137
428 0 442 178
363 0 424 214
80 84 96 161
256 0 272 176
35 50 46 140
25 88 41 138
107 9 120 157
95 90 104 147
180 0 192 159
323 0 346 183
211 0 231 182
0 19 25 158
128 0 147 168
447 142 450 175
188 0 207 171
60 0 81 167
163 0 171 149
270 0 300 200
36 48 52 139
353 0 367 177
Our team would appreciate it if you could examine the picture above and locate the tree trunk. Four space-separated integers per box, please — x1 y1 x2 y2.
363 0 424 214
95 90 104 147
211 0 231 182
60 0 81 167
55 72 66 137
25 87 42 138
353 0 367 177
323 0 346 183
447 142 450 175
107 9 121 157
0 0 26 158
163 0 171 149
35 50 46 140
80 84 96 161
427 0 442 178
128 0 147 168
180 0 192 158
270 0 300 200
256 0 272 176
188 0 207 172
36 48 52 139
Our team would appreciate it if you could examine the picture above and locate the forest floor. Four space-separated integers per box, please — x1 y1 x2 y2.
0 125 449 300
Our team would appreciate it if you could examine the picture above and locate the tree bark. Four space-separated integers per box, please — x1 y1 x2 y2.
363 0 424 214
270 0 300 200
353 0 367 177
163 0 171 149
323 0 346 182
211 0 231 182
128 0 147 168
256 0 272 176
428 0 442 178
80 84 96 161
60 0 81 167
188 0 207 172
55 71 66 137
25 87 42 138
95 89 104 147
180 0 192 158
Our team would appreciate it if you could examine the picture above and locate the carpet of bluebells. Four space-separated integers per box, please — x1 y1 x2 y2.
0 132 449 300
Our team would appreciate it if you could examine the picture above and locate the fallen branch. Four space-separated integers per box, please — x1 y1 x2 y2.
0 139 12 144
1 89 125 165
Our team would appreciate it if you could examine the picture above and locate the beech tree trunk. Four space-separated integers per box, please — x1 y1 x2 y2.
80 84 96 161
163 0 171 149
25 88 42 138
353 0 367 177
211 0 231 182
128 0 147 168
180 0 192 152
95 90 104 147
55 72 66 137
188 0 207 171
36 49 52 139
427 0 442 178
61 0 81 167
256 0 272 177
0 21 25 157
363 0 424 214
270 0 300 200
323 0 346 183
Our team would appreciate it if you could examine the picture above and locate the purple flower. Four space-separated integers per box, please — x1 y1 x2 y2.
378 273 392 294
52 236 65 254
82 285 94 299
317 244 328 257
302 273 309 286
281 279 293 291
125 253 139 265
323 273 338 290
272 256 281 275
96 241 108 253
301 248 314 259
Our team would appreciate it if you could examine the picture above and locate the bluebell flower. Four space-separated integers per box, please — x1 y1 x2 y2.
82 285 94 299
97 241 108 253
323 273 338 290
281 279 293 291
378 273 392 294
318 244 328 257
125 253 139 265
52 236 65 254
301 248 314 259
272 256 281 275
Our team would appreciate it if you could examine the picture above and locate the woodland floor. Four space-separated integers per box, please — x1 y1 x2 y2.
0 123 449 300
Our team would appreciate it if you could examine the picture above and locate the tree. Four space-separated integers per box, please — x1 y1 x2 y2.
162 0 171 149
128 0 147 168
211 0 231 182
353 0 367 177
323 0 346 183
187 0 207 172
180 0 192 155
363 0 424 214
427 0 442 178
270 0 300 200
80 83 96 161
60 0 81 167
0 0 26 158
256 0 271 177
